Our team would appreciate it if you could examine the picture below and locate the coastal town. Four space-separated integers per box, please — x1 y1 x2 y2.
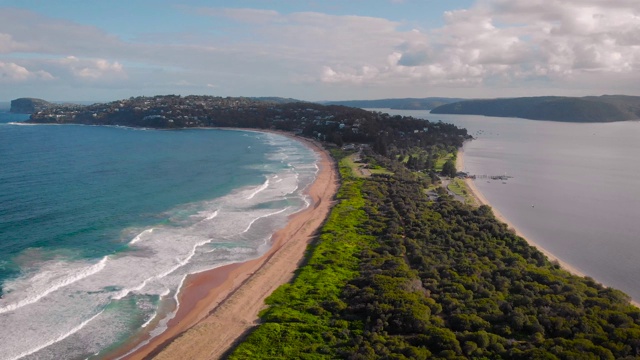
21 95 470 164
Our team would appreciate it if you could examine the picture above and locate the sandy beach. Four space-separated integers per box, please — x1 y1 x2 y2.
456 148 639 307
113 134 338 360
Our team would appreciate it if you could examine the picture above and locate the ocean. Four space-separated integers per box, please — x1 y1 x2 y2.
0 112 318 360
380 109 640 303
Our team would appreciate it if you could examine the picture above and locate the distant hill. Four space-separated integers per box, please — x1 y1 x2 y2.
323 97 464 110
430 95 640 122
249 97 304 104
10 98 54 114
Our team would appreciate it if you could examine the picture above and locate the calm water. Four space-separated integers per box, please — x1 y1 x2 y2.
0 113 318 359
380 109 640 302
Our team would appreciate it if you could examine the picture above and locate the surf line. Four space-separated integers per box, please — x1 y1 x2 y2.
243 208 289 233
246 177 270 200
0 256 108 315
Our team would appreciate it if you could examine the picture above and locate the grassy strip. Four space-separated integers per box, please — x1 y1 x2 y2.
341 153 366 178
447 178 475 205
434 153 455 172
369 167 393 175
229 154 374 359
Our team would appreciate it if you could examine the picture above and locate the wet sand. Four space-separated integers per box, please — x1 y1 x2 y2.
115 134 338 360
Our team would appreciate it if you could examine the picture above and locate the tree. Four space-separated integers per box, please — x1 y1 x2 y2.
442 159 457 177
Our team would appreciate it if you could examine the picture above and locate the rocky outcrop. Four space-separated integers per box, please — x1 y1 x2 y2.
10 98 53 114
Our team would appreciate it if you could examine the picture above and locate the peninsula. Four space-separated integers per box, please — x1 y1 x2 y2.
324 97 463 110
430 95 640 122
21 95 640 359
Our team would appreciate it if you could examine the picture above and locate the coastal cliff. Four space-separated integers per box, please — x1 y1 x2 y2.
10 98 53 114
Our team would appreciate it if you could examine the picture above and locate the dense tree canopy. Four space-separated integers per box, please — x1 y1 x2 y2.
442 159 457 177
230 150 640 359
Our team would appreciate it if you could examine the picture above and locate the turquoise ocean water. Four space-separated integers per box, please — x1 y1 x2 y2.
0 112 318 359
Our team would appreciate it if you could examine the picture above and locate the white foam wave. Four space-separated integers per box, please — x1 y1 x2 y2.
8 122 36 126
159 288 171 298
285 185 299 196
0 131 322 358
129 228 154 245
140 310 157 329
243 207 289 233
0 256 108 315
112 238 211 300
173 275 187 311
205 210 218 220
246 177 269 200
7 310 104 360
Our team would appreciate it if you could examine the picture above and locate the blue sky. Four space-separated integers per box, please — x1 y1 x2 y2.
1 0 639 102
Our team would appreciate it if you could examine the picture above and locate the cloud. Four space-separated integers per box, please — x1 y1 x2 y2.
2 2 640 100
386 0 640 86
0 8 124 57
196 7 281 24
191 3 638 92
57 56 126 81
298 0 640 94
0 61 53 82
0 33 22 54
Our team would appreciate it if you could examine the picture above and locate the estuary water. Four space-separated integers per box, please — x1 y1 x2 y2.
380 109 640 302
0 112 318 359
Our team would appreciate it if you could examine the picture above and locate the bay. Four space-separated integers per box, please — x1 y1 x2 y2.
379 109 640 302
0 112 318 359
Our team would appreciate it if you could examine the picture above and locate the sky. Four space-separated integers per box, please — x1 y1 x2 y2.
1 0 639 102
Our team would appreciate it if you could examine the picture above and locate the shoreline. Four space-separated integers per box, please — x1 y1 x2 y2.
110 132 338 359
456 148 640 308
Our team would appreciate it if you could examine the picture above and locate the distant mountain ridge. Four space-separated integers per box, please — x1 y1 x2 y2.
324 97 463 110
430 95 640 122
249 97 304 104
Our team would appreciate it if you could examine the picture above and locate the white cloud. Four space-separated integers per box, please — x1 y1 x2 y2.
2 2 640 100
0 33 23 54
0 9 123 56
0 61 53 82
300 0 640 94
57 56 126 80
390 0 640 86
190 3 640 92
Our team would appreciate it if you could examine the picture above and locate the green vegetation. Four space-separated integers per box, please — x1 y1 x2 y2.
29 93 640 358
230 147 640 359
447 178 475 205
342 153 366 178
431 95 640 122
230 153 373 359
441 159 457 178
369 167 394 176
342 153 393 178
435 153 455 173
